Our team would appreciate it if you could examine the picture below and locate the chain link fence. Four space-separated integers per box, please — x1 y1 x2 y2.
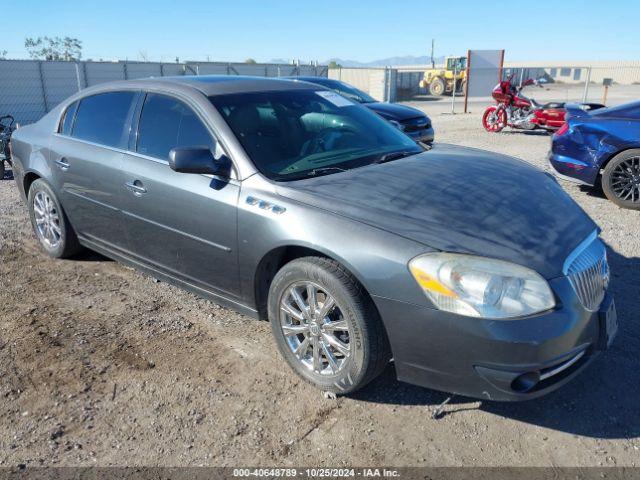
0 60 328 125
396 66 640 106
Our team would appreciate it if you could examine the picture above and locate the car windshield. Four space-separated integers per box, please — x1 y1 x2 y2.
210 89 421 181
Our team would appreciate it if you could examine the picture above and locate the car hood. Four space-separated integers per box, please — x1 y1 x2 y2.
276 144 597 279
365 102 428 121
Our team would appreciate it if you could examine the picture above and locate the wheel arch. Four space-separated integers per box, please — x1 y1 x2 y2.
253 244 375 322
23 170 42 194
599 145 640 174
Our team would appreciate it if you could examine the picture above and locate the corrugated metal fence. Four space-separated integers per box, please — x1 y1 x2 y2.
0 60 328 124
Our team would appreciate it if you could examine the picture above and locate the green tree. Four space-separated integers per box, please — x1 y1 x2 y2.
328 60 342 69
245 58 257 64
24 36 82 61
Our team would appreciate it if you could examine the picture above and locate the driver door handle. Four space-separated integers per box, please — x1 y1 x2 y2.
124 180 147 196
54 158 70 171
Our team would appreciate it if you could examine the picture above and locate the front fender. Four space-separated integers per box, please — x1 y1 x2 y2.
236 183 434 311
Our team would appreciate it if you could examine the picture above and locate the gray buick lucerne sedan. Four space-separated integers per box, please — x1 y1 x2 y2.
10 76 616 400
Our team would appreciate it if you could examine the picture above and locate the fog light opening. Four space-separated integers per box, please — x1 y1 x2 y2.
511 371 541 393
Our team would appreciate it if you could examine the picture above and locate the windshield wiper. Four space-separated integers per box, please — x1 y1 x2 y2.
307 167 347 176
277 166 348 181
373 150 419 164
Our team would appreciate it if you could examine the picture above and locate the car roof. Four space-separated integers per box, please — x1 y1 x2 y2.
286 76 334 83
155 75 325 96
75 75 327 98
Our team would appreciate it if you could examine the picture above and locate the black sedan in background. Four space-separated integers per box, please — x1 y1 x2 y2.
288 76 434 144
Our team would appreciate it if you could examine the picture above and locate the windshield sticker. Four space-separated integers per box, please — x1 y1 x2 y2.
316 90 354 107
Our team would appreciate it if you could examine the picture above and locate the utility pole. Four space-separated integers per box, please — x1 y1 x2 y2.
430 39 435 68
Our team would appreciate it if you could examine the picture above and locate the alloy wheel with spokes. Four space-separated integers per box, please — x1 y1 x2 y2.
268 257 391 394
33 190 62 249
603 150 640 210
610 156 640 203
482 106 506 133
280 281 351 376
27 179 82 258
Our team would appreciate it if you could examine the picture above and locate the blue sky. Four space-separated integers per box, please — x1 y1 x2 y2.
4 0 638 63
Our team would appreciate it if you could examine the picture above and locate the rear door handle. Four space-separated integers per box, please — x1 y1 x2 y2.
54 158 70 171
124 180 147 196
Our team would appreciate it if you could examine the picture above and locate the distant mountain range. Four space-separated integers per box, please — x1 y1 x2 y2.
269 55 446 67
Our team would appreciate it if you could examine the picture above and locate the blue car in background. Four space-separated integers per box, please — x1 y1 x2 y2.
549 101 640 209
287 76 434 145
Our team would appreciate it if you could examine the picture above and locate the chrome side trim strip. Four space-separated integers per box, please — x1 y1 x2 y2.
539 350 586 381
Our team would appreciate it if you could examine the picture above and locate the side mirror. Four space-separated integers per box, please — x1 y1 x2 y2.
169 146 231 178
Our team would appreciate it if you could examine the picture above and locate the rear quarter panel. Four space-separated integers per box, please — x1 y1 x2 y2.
10 106 63 201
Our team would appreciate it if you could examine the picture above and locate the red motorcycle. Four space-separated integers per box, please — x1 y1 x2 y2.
482 76 568 133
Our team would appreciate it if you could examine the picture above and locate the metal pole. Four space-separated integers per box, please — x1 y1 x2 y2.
451 65 457 114
519 68 524 87
74 62 82 91
37 61 49 112
582 66 592 103
386 68 391 102
463 50 471 113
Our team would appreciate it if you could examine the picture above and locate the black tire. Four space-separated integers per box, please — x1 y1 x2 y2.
429 77 446 96
0 160 4 180
601 149 640 210
27 178 83 258
268 257 391 395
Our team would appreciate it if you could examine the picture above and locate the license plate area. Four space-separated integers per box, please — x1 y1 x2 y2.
598 296 618 350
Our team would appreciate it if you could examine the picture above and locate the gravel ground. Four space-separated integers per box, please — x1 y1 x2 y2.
1 109 639 467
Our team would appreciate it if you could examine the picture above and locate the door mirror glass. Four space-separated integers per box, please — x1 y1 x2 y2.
169 146 231 177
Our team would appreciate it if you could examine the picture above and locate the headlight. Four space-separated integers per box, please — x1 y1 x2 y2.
409 253 555 319
389 119 405 131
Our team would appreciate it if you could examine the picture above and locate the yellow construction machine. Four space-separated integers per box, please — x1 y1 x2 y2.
419 56 467 96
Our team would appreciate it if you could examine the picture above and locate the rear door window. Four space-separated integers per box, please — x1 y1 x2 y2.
72 91 136 148
136 93 215 160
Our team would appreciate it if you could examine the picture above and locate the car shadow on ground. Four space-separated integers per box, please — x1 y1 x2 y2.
353 248 640 440
72 249 112 262
500 129 551 137
579 184 608 200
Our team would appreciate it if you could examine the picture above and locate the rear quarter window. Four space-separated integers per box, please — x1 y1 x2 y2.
72 91 136 148
59 101 78 135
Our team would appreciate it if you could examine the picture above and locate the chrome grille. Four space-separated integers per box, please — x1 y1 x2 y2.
564 233 609 311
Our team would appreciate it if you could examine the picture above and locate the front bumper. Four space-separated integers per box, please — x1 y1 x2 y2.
373 276 611 401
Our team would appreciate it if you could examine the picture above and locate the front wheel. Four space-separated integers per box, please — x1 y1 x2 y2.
268 257 391 395
482 106 506 133
429 77 446 96
602 149 640 210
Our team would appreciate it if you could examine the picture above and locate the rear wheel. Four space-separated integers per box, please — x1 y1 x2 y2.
268 257 390 394
27 179 82 257
429 77 446 96
602 150 640 210
0 160 4 180
482 106 506 133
